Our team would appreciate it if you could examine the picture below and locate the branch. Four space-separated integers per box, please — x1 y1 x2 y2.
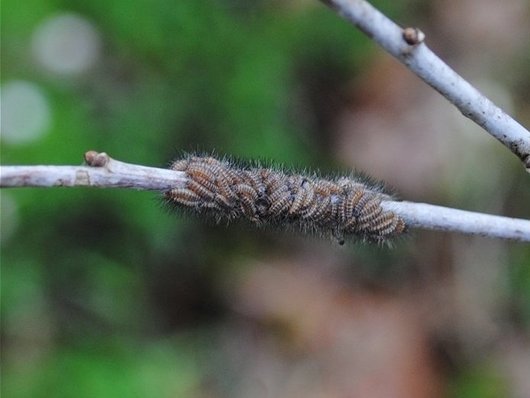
0 151 186 190
1 151 529 242
319 0 530 171
381 201 530 242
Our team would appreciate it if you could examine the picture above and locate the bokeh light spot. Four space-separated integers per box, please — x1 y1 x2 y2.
32 13 101 76
0 81 52 145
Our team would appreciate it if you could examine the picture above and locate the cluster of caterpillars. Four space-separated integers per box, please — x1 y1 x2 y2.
165 155 406 244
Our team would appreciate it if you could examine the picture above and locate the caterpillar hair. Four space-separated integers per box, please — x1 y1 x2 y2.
165 155 406 245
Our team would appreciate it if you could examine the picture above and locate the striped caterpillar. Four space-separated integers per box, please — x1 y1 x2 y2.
165 155 406 244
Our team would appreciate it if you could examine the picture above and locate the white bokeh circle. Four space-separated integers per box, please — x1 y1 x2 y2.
32 13 101 76
0 80 52 145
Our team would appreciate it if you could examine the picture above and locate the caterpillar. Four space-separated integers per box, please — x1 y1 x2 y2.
165 155 406 244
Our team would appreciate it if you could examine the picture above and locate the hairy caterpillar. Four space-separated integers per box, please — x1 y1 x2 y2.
165 155 406 244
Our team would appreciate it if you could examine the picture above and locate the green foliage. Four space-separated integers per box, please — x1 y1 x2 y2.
3 339 201 398
449 365 508 398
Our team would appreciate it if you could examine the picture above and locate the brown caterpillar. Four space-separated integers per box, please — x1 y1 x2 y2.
165 155 406 244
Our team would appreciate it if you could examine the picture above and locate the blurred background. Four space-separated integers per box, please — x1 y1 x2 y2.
2 0 530 397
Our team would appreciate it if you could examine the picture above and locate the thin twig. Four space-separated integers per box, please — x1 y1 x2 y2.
381 201 530 242
0 151 186 191
319 0 530 171
1 151 529 242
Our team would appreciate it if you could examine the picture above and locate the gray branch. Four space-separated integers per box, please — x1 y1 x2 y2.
381 201 530 242
1 151 529 242
320 0 530 170
0 151 186 191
